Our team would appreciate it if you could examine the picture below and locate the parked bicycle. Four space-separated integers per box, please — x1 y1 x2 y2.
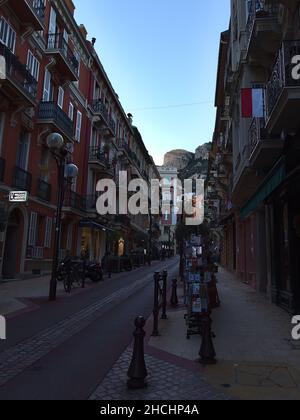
57 256 103 294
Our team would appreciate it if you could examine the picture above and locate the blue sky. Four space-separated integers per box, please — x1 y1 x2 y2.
74 0 230 165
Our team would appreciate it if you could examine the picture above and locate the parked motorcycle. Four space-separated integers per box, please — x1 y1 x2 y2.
84 261 103 283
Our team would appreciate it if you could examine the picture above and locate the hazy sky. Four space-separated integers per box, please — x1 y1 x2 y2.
74 0 230 165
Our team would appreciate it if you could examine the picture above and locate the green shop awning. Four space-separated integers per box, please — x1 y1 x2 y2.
240 159 286 220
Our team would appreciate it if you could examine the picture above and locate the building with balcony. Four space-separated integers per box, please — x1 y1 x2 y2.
206 1 300 314
0 0 160 279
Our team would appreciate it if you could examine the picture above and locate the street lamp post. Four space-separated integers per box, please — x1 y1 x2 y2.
47 133 78 302
148 213 153 266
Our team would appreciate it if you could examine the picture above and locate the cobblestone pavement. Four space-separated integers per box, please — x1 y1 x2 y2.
0 271 162 387
90 349 230 401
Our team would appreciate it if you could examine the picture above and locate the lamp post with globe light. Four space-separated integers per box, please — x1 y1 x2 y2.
47 133 79 302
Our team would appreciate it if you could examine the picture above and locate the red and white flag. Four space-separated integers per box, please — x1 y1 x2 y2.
241 88 264 118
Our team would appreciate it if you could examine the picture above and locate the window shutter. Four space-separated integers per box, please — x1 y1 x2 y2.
28 212 37 246
66 225 73 251
44 217 53 248
58 87 64 109
43 69 51 102
75 111 82 142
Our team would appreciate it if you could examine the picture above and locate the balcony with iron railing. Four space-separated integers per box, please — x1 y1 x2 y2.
8 0 45 31
248 117 284 169
266 40 300 134
0 42 37 104
0 158 5 182
90 99 116 138
37 179 52 202
63 190 87 212
37 102 74 140
45 33 79 81
245 0 280 60
12 167 32 192
88 147 114 177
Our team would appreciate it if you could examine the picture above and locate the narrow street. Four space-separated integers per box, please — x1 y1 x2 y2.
0 258 179 400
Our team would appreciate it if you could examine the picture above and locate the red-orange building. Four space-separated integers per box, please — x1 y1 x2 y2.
0 0 156 279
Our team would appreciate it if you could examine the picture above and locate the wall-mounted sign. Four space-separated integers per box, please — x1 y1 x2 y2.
9 191 29 203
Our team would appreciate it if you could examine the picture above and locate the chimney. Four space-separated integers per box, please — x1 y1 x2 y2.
127 113 133 125
65 0 75 16
79 24 88 40
92 37 96 47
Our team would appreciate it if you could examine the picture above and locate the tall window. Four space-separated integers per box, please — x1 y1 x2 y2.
57 86 64 109
27 50 40 81
75 111 82 142
0 17 16 52
68 102 74 121
16 131 30 170
43 69 52 101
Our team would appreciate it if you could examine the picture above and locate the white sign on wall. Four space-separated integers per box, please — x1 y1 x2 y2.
9 191 29 203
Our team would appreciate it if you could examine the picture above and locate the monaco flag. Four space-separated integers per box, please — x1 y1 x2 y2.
241 88 264 118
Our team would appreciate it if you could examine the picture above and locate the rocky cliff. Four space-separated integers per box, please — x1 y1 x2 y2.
163 150 194 170
163 143 211 179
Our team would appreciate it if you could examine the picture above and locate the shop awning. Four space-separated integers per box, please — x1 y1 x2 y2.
240 159 286 220
79 219 115 232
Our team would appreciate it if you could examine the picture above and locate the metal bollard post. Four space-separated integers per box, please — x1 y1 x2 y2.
127 317 148 390
170 278 179 307
161 270 168 320
199 315 217 365
152 272 160 336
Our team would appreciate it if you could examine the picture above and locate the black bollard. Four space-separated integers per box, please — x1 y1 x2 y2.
152 272 160 336
161 271 168 320
199 315 217 365
127 316 148 390
170 278 179 307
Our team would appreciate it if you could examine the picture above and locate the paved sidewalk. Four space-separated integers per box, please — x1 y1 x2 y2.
90 268 300 401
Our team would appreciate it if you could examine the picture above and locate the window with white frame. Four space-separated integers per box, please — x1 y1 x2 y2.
75 110 82 142
16 131 30 170
0 17 16 52
73 49 80 88
28 212 38 247
57 86 64 109
43 68 52 102
68 102 74 121
26 50 40 81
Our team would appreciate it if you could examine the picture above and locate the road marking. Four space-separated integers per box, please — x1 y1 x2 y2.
0 262 177 387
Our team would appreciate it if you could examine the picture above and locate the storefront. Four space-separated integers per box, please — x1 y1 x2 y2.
79 220 108 262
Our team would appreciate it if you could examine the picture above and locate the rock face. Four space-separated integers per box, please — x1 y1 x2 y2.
195 144 210 161
164 150 194 170
163 143 212 179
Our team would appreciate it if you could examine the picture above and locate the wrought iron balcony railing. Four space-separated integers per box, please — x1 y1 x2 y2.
12 166 32 192
245 0 279 50
248 117 268 155
0 158 5 182
91 100 116 135
91 99 109 121
37 179 52 202
28 0 45 24
266 40 300 118
64 191 87 212
0 42 38 99
89 147 108 166
46 33 79 76
37 102 74 139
